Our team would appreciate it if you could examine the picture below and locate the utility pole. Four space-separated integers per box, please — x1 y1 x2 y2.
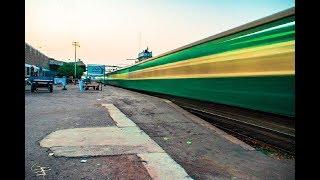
72 41 80 79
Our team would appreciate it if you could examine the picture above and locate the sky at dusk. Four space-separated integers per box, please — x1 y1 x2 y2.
25 0 294 67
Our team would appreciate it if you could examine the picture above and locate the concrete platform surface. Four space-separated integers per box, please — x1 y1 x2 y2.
25 85 294 179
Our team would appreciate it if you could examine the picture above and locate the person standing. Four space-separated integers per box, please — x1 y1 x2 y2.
79 79 84 92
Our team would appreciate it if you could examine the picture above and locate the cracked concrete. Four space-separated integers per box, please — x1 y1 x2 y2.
40 127 165 156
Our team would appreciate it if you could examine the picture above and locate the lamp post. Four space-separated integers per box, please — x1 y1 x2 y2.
78 58 81 78
72 41 80 80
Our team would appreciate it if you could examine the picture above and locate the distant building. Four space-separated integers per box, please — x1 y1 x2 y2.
137 47 152 62
25 43 54 77
25 42 70 77
25 43 50 69
25 42 89 79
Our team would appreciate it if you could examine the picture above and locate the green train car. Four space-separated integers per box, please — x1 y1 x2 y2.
106 8 295 117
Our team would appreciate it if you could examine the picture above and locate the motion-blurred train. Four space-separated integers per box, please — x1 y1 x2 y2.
105 8 295 117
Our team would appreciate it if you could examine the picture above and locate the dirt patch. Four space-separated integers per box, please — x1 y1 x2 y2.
98 155 152 179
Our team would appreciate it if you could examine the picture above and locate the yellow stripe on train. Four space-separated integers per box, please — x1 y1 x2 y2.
109 41 295 80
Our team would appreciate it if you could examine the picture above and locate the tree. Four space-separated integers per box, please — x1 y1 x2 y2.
57 62 84 78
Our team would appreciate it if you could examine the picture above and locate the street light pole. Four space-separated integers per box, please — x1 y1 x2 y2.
74 44 76 78
72 41 80 80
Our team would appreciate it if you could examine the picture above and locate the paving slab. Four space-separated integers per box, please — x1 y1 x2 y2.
40 127 165 157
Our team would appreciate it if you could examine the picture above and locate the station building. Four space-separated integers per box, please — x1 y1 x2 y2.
25 43 64 77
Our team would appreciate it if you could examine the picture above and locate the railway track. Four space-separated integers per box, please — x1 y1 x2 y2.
109 86 295 156
168 96 295 156
145 92 295 156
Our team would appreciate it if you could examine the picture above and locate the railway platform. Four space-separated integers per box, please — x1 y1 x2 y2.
25 85 294 179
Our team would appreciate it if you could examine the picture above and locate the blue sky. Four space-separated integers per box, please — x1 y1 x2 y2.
26 0 294 66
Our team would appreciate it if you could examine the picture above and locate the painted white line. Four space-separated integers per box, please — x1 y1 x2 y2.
102 104 137 127
102 103 193 179
137 153 192 180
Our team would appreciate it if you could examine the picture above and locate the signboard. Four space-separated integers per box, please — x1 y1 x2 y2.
87 64 105 76
54 77 67 85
